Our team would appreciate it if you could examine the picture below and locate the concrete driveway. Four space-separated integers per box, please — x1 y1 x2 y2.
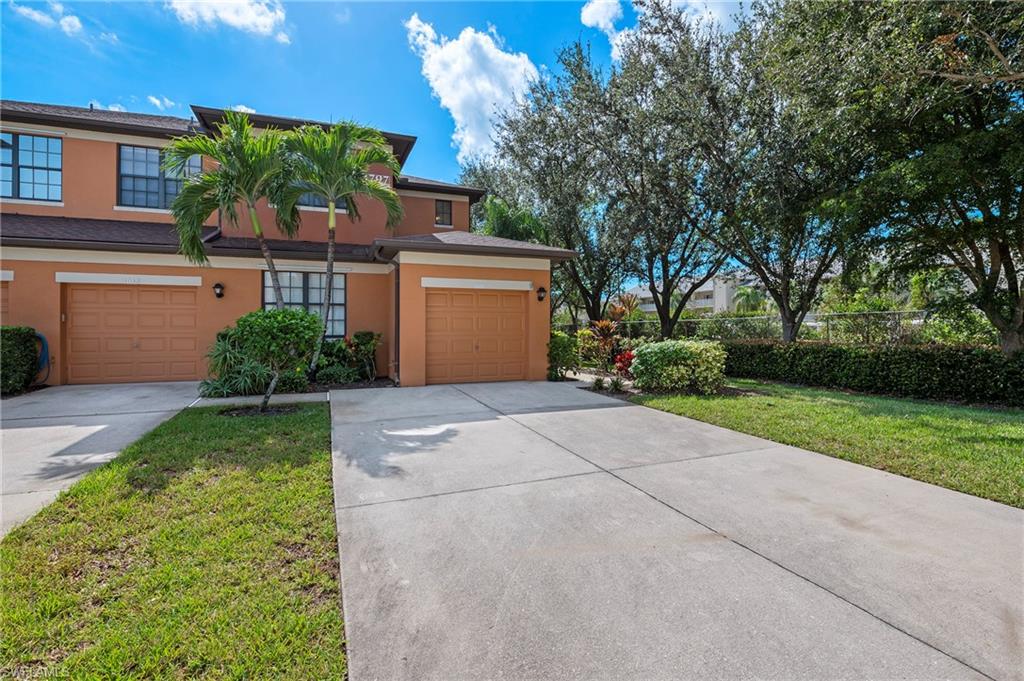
1 381 199 536
331 382 1023 681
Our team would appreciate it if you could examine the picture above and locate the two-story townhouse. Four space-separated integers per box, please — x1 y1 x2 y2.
0 100 573 387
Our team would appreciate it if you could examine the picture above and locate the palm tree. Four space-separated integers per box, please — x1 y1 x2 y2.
280 123 403 372
164 111 299 307
733 285 766 313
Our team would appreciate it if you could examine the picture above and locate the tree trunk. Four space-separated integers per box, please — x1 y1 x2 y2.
999 328 1023 356
780 313 801 343
251 206 284 310
309 201 336 373
260 371 280 413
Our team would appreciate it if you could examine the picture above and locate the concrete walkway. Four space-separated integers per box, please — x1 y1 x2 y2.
0 381 199 536
331 381 1023 681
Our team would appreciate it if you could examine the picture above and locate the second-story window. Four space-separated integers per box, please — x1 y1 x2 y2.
1 132 62 201
118 145 200 209
434 199 452 227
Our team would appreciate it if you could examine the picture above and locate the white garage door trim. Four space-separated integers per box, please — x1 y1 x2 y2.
55 272 202 286
0 270 13 282
421 277 533 291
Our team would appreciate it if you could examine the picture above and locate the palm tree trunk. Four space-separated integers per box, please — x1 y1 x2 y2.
310 201 336 373
250 205 284 310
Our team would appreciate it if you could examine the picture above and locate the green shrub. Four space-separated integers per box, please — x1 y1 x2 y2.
576 328 601 366
277 367 310 393
722 341 1023 406
592 376 606 391
547 331 578 381
317 364 361 385
200 309 320 399
609 376 625 392
347 331 381 380
618 336 656 352
1 326 38 395
233 308 321 373
198 332 273 398
631 340 726 394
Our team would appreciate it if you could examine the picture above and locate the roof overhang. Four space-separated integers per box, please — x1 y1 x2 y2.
394 177 486 204
372 237 576 262
190 105 417 167
0 109 190 139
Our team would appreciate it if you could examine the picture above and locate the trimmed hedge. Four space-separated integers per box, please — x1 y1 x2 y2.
1 326 39 395
631 340 726 394
722 341 1024 407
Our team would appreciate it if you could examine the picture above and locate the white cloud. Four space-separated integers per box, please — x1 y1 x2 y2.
10 2 57 27
581 0 622 34
334 7 351 25
59 14 82 36
167 0 289 43
147 95 176 111
405 13 538 162
100 31 119 44
582 0 632 61
89 100 126 112
231 104 256 113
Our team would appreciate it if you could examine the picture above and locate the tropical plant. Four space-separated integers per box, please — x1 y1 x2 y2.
614 350 635 377
164 111 298 306
591 376 607 391
617 293 641 316
733 286 766 313
590 319 620 371
280 123 403 371
608 376 626 392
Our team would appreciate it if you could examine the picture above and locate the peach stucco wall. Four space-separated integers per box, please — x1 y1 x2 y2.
0 130 470 245
0 255 391 384
396 262 552 387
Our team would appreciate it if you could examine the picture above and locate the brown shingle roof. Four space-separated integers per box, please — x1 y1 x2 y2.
373 231 575 261
0 213 370 261
1 100 195 138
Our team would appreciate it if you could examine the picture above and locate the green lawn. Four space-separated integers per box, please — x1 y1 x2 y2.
634 379 1024 508
0 404 345 679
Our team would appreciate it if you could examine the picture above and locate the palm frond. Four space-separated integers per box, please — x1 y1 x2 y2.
170 173 220 264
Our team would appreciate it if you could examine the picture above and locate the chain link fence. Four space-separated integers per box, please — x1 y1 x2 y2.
557 310 930 345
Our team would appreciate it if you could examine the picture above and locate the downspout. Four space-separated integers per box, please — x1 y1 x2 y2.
372 245 400 385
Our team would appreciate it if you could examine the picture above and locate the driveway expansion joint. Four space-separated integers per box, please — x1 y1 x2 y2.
449 385 996 681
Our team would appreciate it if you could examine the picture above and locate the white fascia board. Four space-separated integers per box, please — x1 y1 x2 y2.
421 277 533 291
396 251 550 271
55 272 202 286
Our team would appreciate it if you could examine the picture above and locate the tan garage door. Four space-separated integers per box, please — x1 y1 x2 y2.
65 284 200 384
425 288 528 384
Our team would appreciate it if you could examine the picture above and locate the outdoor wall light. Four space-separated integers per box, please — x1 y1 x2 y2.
537 287 547 302
212 282 225 298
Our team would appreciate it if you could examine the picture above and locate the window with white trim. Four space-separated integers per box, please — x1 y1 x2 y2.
118 145 201 209
262 271 346 337
434 199 452 226
1 132 62 201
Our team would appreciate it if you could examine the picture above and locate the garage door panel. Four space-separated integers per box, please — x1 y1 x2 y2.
102 289 133 305
425 288 528 385
66 283 201 384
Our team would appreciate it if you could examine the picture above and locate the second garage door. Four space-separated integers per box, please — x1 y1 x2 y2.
65 284 201 384
425 288 528 384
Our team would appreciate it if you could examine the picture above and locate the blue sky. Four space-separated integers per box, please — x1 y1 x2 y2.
2 1 737 183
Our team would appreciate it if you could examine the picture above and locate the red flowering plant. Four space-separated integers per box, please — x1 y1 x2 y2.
614 350 635 377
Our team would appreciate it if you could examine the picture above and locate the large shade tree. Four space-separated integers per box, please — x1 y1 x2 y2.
638 0 879 341
165 111 298 307
770 0 1023 353
556 42 728 338
280 123 403 372
491 66 628 322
